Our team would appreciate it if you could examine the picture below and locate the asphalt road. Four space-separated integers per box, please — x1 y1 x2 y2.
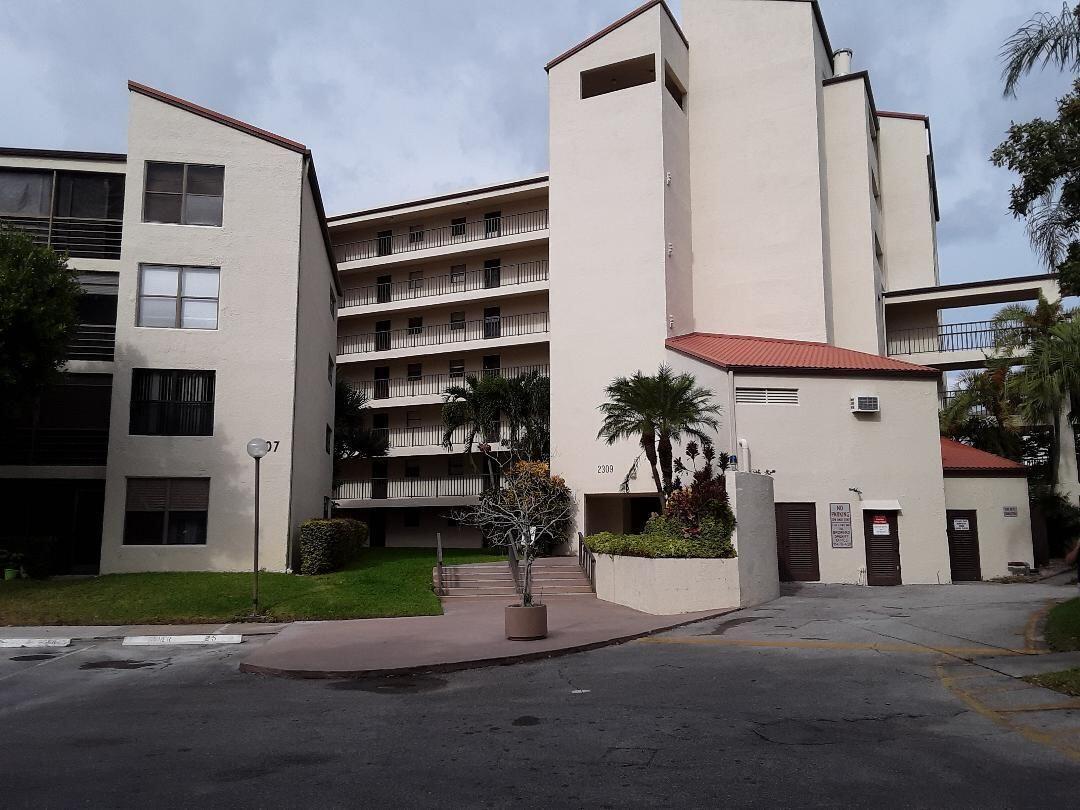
2 581 1077 808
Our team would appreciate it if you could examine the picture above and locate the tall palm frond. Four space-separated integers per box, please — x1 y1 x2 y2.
334 381 389 461
1001 3 1080 96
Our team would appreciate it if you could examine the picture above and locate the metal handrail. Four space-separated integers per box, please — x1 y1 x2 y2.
334 476 487 500
435 531 445 596
886 320 1026 356
1 214 123 260
577 532 596 590
68 323 117 361
334 209 549 263
358 364 549 401
507 537 523 595
338 311 549 355
374 423 512 450
341 260 549 308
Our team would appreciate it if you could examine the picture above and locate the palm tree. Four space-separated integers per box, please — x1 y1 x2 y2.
1008 318 1080 485
1001 3 1080 96
939 364 1024 460
499 371 550 460
334 381 388 462
597 365 721 504
441 374 504 454
992 294 1076 354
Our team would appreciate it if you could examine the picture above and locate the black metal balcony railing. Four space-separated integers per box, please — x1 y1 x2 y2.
374 424 512 450
0 214 123 260
887 320 1026 356
938 390 989 415
358 363 548 401
334 209 549 263
338 312 549 356
68 324 116 362
334 476 487 500
0 427 109 466
340 260 549 308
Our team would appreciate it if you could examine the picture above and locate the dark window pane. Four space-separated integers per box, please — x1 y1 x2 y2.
0 170 52 217
166 511 208 545
55 173 125 219
185 165 224 195
183 194 223 226
124 511 165 545
144 192 182 223
145 162 183 193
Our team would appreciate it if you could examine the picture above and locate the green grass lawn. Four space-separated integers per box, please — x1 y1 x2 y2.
0 548 504 626
1024 668 1080 698
1044 597 1080 652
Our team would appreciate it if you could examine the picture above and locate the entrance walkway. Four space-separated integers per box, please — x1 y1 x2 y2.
239 596 726 678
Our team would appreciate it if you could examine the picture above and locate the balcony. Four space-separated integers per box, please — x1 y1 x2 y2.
358 363 548 403
886 320 1027 370
69 323 116 362
338 312 549 358
334 476 486 503
0 428 109 466
0 214 123 260
373 424 512 455
340 260 548 310
334 209 548 264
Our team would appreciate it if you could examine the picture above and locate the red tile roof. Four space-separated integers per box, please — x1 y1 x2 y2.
666 333 940 378
940 438 1029 477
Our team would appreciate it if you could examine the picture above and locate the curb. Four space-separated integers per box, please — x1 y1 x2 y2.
238 608 737 680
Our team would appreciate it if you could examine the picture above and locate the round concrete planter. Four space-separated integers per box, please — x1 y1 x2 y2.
505 604 548 640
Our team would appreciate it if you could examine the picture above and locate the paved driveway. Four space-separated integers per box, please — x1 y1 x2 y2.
1 581 1077 807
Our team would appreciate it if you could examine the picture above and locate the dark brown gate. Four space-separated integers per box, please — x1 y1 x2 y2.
775 502 820 582
946 510 982 581
863 511 901 585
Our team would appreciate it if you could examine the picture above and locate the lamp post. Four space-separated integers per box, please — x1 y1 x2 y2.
246 438 269 616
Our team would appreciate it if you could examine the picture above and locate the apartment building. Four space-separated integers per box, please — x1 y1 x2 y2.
0 82 336 574
327 179 550 546
0 0 1063 582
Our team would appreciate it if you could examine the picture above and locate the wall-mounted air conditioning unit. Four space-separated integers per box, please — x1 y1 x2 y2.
850 395 880 413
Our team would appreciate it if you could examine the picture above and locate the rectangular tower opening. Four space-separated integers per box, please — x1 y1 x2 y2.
580 54 656 100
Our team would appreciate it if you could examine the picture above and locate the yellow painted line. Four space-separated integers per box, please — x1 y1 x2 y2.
937 663 1080 764
638 636 1028 657
996 703 1080 714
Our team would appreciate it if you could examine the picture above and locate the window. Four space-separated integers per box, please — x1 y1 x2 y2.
137 264 220 329
408 225 424 245
405 409 422 429
327 355 335 386
408 317 423 336
484 211 501 238
374 319 391 351
143 162 224 226
123 478 209 545
130 369 215 436
406 363 422 382
376 274 392 304
581 54 656 99
482 355 501 377
408 271 424 296
483 258 501 289
326 425 333 454
734 387 799 406
664 63 686 110
0 170 52 216
55 172 125 220
451 217 466 239
373 366 390 399
403 509 420 528
449 358 465 379
483 306 501 339
450 311 466 331
450 265 466 285
377 230 393 256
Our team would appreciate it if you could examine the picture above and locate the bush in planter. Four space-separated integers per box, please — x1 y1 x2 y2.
298 518 368 575
0 537 57 578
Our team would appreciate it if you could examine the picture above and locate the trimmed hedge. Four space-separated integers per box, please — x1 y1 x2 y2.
583 514 736 560
298 519 368 575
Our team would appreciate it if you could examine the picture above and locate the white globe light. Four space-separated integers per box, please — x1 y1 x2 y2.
246 438 269 459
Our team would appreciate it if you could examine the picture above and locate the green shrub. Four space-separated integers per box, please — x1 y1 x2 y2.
298 519 368 575
583 526 735 559
0 537 57 578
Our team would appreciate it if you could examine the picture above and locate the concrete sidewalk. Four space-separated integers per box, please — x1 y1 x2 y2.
240 596 727 678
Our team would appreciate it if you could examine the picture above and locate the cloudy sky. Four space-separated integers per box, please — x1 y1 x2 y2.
1 0 1073 289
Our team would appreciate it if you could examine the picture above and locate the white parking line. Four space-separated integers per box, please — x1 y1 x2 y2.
122 634 242 646
0 638 72 648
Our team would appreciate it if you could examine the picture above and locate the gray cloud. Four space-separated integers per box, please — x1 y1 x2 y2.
0 0 1072 287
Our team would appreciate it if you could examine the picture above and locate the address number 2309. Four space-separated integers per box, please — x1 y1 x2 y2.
597 464 614 474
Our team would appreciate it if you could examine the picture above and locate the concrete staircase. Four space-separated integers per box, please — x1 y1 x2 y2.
437 556 593 598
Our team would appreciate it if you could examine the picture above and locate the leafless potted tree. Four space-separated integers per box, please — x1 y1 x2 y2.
452 457 575 640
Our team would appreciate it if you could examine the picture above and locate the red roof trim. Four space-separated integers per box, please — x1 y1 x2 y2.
666 332 941 379
940 437 1029 477
545 0 687 73
127 81 308 154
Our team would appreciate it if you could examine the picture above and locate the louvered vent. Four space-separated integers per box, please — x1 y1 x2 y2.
735 387 799 405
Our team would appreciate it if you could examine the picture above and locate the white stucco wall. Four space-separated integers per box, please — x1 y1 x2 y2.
593 555 742 615
878 116 939 291
548 5 686 537
685 0 831 342
100 90 310 573
943 475 1033 579
730 471 781 607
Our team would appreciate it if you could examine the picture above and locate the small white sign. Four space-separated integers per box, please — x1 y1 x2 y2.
952 518 970 531
871 515 890 536
122 634 242 647
1003 506 1018 518
0 638 71 648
